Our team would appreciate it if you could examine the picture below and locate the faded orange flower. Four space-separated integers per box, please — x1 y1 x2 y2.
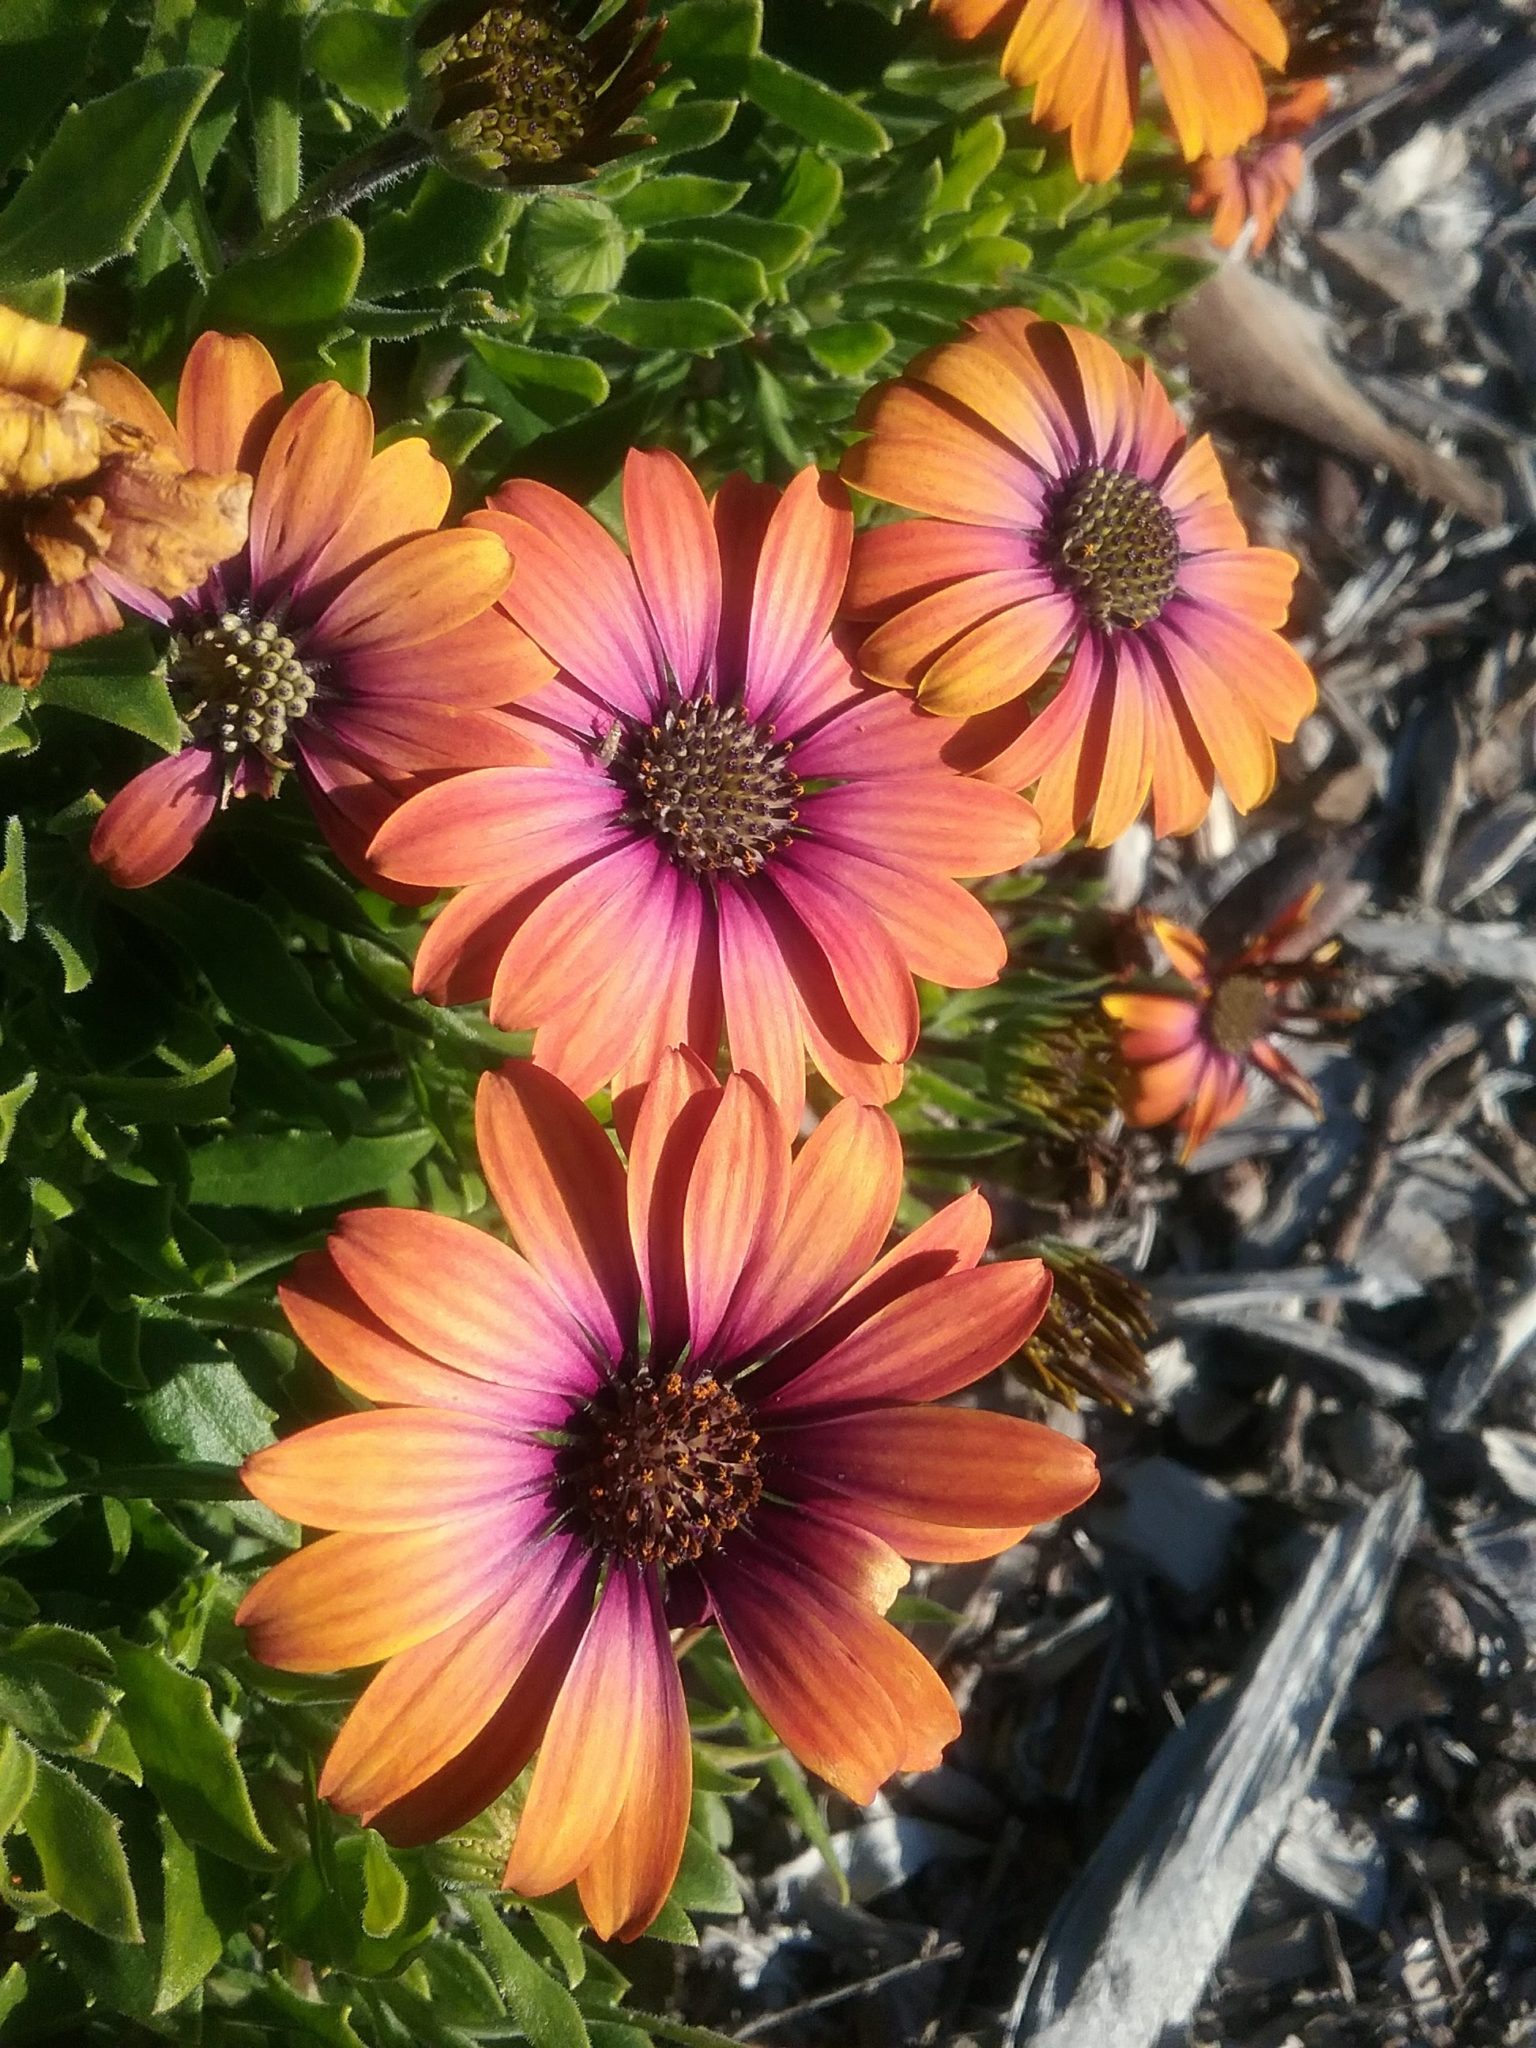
1104 894 1330 1158
0 306 248 687
842 310 1316 851
238 1054 1098 1939
930 0 1288 183
1191 80 1331 253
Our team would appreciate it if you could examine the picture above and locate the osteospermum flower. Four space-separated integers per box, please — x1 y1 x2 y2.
0 306 248 687
930 0 1287 183
87 332 547 890
1191 80 1331 253
410 0 663 188
1103 896 1328 1158
369 448 1041 1118
236 1055 1099 1939
842 310 1316 851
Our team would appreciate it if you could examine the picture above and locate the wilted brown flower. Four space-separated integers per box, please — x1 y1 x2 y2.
0 306 249 688
410 0 664 189
1013 1241 1153 1411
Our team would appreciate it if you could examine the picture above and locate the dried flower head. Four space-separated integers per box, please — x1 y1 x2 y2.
0 307 248 687
410 0 664 188
997 979 1123 1144
1012 1240 1153 1409
1273 0 1379 75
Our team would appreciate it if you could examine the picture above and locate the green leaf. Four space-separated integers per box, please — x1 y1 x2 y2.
0 1497 76 1553
205 217 366 330
805 319 893 376
469 1894 590 2048
521 193 629 298
614 175 748 227
187 1125 436 1209
363 172 520 296
0 1726 37 1837
668 1827 744 1916
125 880 347 1047
0 815 25 941
112 1643 277 1868
0 67 219 286
248 0 306 222
528 1902 587 1988
307 8 409 116
0 0 114 179
625 236 767 312
256 1977 369 2047
36 665 181 752
596 296 749 352
0 1963 24 2027
672 213 810 275
361 1830 409 1939
19 1754 142 1941
468 337 610 429
745 56 889 157
73 1049 237 1127
660 0 761 81
274 1832 437 1976
136 1355 276 1472
0 271 65 321
0 1643 115 1759
645 96 738 160
776 150 842 236
932 114 1006 218
155 1817 222 2014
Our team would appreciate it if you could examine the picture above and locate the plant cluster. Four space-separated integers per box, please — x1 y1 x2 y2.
0 0 1354 2039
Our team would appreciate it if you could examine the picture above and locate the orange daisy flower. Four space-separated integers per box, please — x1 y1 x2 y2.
930 0 1288 183
369 448 1041 1121
0 306 248 687
237 1054 1099 1940
842 311 1316 851
1103 895 1327 1158
87 333 548 891
1191 80 1331 252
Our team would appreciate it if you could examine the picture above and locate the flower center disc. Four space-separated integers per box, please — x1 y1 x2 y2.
173 612 318 762
613 697 803 877
438 2 597 165
565 1368 762 1568
1207 971 1271 1055
1052 466 1181 629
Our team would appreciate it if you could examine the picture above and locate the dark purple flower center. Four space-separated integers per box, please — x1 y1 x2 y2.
173 610 320 766
1050 466 1181 630
1207 971 1270 1055
609 695 802 878
562 1365 762 1568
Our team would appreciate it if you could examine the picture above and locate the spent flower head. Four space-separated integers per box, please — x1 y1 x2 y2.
0 307 248 688
410 0 664 188
1013 1240 1153 1410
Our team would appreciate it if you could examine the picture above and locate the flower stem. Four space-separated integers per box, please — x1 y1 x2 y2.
252 127 432 254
